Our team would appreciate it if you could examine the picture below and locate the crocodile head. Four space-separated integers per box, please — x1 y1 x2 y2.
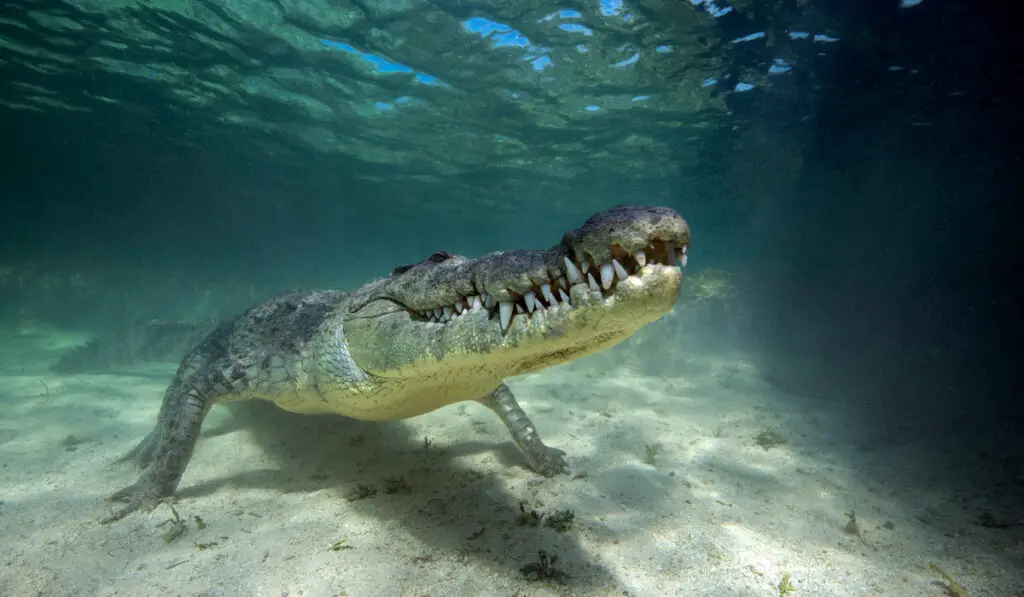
336 205 690 419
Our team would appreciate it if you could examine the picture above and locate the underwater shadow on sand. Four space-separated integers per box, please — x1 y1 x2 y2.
181 399 620 590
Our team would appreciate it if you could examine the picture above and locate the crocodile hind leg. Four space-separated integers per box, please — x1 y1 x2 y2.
102 360 248 524
478 383 567 477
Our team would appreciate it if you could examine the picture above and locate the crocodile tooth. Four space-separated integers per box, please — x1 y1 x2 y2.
454 301 463 314
681 254 688 267
482 292 495 309
524 291 537 313
470 295 483 311
499 301 513 330
433 307 443 319
443 306 454 320
541 283 557 306
558 276 568 289
558 288 571 304
587 273 600 293
580 258 591 274
515 303 525 314
599 263 614 290
612 259 629 280
634 249 647 267
563 257 583 284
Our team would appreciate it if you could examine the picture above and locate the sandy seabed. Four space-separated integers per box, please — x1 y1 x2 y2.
0 319 1020 597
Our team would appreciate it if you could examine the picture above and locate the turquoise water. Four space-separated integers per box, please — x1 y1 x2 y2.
1 1 1018 596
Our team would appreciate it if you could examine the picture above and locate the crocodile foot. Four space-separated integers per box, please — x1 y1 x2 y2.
528 445 569 477
101 478 169 524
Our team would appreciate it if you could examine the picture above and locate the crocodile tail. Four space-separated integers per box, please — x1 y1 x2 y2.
50 319 221 374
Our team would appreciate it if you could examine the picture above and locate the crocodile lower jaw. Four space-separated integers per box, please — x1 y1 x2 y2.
494 261 683 370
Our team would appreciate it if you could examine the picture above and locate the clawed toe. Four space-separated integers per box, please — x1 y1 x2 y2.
100 481 166 524
533 446 569 477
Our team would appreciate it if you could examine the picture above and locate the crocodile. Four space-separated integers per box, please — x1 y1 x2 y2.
102 205 691 523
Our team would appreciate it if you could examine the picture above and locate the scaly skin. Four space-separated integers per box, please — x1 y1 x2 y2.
102 205 691 523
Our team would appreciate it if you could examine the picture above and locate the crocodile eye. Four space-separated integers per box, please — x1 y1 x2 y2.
391 251 455 276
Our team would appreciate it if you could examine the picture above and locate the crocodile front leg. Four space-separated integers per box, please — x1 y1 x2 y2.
101 335 251 524
477 383 567 477
101 382 217 524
